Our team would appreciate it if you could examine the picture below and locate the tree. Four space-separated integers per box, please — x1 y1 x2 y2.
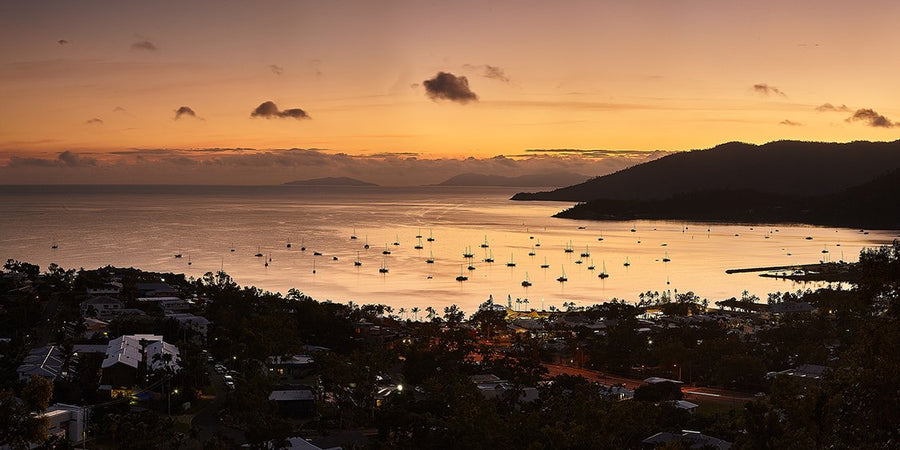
0 376 52 449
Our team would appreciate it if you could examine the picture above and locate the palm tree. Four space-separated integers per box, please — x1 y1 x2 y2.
522 298 530 311
425 306 437 321
515 298 522 311
398 307 406 320
411 307 420 321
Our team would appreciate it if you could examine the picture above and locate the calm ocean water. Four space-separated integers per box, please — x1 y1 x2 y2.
1 185 897 313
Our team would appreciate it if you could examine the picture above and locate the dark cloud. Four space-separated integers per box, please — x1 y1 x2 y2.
423 72 478 103
174 106 198 120
131 40 158 51
846 108 896 128
57 39 69 45
524 149 664 159
250 101 310 120
268 64 284 75
815 103 851 112
464 64 511 83
112 106 127 113
8 151 97 168
58 150 97 167
752 83 787 97
85 118 103 125
779 119 802 126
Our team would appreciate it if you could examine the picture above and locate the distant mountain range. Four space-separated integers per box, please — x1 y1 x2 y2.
283 177 378 186
512 140 900 202
435 171 589 187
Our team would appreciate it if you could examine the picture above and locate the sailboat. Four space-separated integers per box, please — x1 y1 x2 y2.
230 242 235 252
463 246 474 258
286 240 292 248
350 228 358 240
580 245 590 258
51 239 58 249
597 231 604 241
300 239 306 251
528 245 536 256
598 261 609 279
557 266 567 283
188 255 192 266
392 234 400 246
662 252 671 263
383 244 391 255
467 262 476 271
822 245 829 254
414 238 424 250
521 272 532 287
480 236 490 248
426 250 435 264
426 229 435 242
623 257 631 267
255 246 263 257
416 228 423 239
364 235 369 250
174 251 183 258
535 239 541 247
506 253 516 267
354 252 362 266
264 254 269 267
540 256 550 269
379 258 389 273
587 259 595 270
483 249 494 263
564 240 574 253
312 259 316 274
456 265 468 281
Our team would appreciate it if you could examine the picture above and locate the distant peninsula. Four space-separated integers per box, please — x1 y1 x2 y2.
513 140 900 229
435 171 589 187
512 140 900 202
283 177 378 186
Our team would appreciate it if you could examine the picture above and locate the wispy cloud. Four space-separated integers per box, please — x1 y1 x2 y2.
846 108 896 128
250 101 310 120
464 64 511 83
85 118 103 125
423 72 478 103
779 119 802 126
752 83 787 97
815 103 850 112
174 106 199 120
57 39 69 45
268 64 284 75
131 40 158 52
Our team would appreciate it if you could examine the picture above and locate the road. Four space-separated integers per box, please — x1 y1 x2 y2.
191 364 244 443
542 363 755 404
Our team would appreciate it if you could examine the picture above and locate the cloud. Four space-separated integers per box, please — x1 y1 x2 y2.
268 64 284 75
846 108 896 128
752 83 787 97
250 101 310 120
174 106 198 120
8 150 97 168
423 72 478 103
57 39 68 45
0 147 667 186
464 64 511 83
85 118 103 125
779 119 802 126
815 103 851 112
131 40 158 51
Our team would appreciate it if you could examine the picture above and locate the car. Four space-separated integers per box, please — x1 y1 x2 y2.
225 381 235 390
223 375 234 382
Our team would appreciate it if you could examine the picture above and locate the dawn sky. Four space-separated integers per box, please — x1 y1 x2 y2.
1 0 899 184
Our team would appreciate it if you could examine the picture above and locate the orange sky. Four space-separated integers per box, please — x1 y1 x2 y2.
1 1 899 183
